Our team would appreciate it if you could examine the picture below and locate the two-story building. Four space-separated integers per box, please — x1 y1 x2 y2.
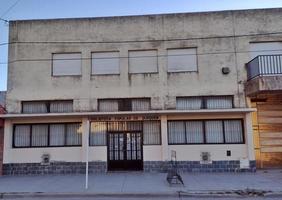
1 8 282 175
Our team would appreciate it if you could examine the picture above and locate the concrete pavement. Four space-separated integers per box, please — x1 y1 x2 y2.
0 170 281 198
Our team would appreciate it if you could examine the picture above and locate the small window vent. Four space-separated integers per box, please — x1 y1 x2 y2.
200 152 212 164
41 154 50 165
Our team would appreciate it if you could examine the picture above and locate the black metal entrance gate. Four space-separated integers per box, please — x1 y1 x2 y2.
107 121 143 171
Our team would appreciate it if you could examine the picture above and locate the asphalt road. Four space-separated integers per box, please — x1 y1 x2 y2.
5 197 281 200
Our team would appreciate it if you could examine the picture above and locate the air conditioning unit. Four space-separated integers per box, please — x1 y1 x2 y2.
41 154 50 165
200 152 212 164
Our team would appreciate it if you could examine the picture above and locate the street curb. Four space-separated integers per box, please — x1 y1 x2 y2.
2 191 282 199
1 192 177 199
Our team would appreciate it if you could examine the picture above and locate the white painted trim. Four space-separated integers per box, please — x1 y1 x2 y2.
0 108 256 119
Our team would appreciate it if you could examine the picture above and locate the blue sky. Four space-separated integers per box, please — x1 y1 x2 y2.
1 0 282 91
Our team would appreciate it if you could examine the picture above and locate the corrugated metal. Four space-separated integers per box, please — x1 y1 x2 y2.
22 102 48 113
132 99 150 111
206 96 233 109
167 48 197 72
258 55 282 74
50 101 73 113
129 50 158 73
98 100 119 112
52 53 81 76
176 97 202 110
92 52 120 75
250 42 282 59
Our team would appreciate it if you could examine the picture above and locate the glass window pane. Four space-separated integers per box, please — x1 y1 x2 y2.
92 52 120 75
176 97 202 110
31 125 48 147
143 121 161 145
52 53 81 76
50 124 65 146
129 50 158 74
185 121 204 143
66 123 82 146
131 99 150 111
98 100 119 112
167 48 197 72
205 120 224 143
206 96 233 109
224 120 243 143
22 102 47 113
14 125 30 147
90 122 107 146
50 101 73 113
168 121 186 144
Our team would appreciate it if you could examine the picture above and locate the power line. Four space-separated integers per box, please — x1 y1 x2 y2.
0 0 21 18
0 48 281 65
0 18 9 23
1 30 282 46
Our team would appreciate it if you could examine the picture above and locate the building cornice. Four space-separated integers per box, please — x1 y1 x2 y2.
0 108 256 119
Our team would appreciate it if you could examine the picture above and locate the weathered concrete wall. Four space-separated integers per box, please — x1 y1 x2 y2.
7 8 282 113
246 76 282 96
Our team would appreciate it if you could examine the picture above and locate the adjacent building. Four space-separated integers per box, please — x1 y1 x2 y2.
1 8 282 175
0 91 6 175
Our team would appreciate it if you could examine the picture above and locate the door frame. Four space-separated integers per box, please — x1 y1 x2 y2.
107 131 143 171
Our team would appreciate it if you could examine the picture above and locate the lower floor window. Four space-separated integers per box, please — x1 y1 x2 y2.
90 121 161 146
168 119 244 144
13 123 82 148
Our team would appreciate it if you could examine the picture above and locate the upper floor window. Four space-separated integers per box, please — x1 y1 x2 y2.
98 98 150 112
167 48 197 72
176 96 233 110
92 52 120 75
129 50 158 74
250 42 282 59
52 53 81 76
22 100 73 113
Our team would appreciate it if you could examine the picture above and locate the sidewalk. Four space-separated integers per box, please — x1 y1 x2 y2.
0 170 281 198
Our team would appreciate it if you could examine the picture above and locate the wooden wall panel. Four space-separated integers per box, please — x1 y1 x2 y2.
251 93 282 168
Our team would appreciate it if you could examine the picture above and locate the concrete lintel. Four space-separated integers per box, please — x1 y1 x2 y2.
0 108 256 119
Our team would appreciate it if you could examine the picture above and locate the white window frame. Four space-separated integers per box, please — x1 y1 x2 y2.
52 53 82 76
129 50 158 74
91 51 120 75
167 48 198 73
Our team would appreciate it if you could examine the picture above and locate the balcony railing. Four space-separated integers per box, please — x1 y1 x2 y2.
246 55 282 80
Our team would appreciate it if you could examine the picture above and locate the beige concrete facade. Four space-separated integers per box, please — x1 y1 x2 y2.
4 8 282 172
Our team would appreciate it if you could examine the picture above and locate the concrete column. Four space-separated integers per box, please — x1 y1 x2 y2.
81 118 90 162
244 113 255 161
161 115 169 161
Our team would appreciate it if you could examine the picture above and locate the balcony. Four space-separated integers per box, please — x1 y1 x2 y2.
245 55 282 96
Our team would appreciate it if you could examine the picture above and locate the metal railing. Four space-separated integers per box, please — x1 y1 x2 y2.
246 55 282 80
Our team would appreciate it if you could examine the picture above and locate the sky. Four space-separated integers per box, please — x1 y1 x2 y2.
1 0 282 91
